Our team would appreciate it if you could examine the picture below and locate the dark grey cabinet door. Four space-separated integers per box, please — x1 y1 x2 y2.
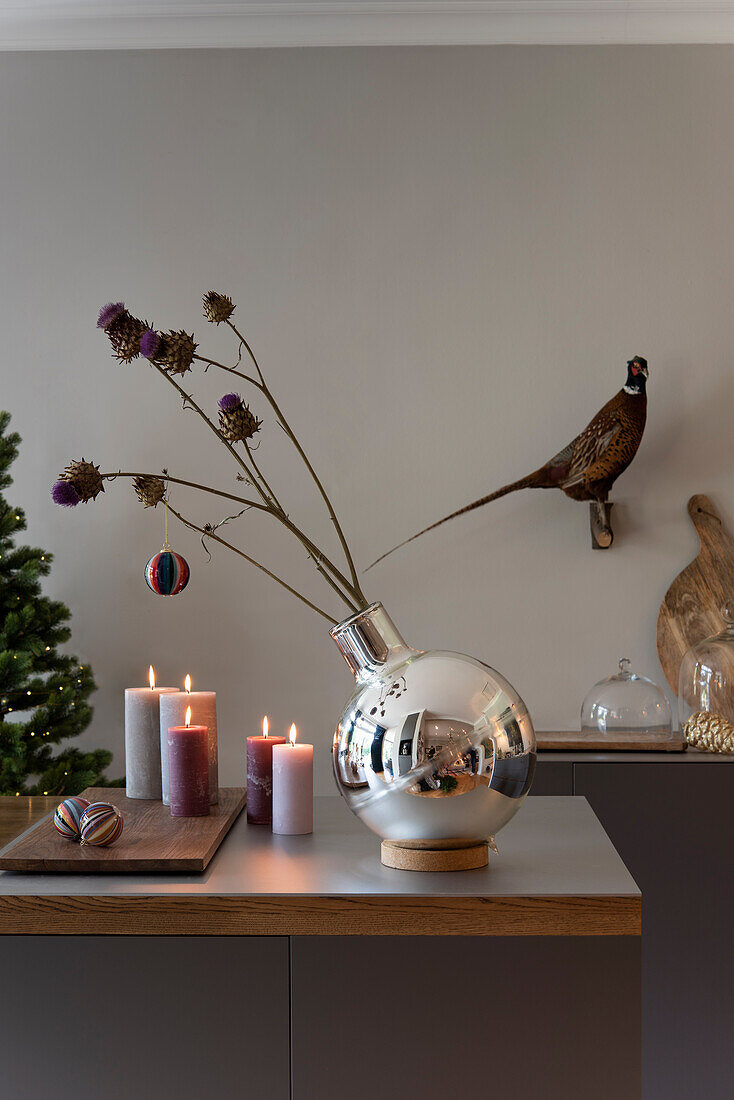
292 936 640 1100
575 763 734 1100
0 936 290 1100
530 760 574 794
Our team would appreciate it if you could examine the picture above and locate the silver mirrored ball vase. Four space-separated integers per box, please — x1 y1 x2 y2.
331 603 536 846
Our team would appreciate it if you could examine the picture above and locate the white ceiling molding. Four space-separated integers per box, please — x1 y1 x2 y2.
3 1 734 50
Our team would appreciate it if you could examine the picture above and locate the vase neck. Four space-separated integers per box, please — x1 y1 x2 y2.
330 603 415 682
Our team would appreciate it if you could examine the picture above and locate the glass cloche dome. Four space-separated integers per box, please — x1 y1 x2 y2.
580 658 672 742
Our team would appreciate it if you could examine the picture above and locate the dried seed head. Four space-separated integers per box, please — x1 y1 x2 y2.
133 475 167 508
102 307 148 363
202 291 235 325
58 459 104 503
155 330 197 375
218 393 262 442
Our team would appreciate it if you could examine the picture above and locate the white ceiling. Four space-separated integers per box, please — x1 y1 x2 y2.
2 1 734 50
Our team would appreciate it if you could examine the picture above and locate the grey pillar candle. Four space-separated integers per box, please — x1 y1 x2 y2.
124 673 179 800
160 683 219 805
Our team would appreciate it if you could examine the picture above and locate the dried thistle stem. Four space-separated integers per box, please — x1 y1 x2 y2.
244 440 285 517
193 352 258 389
102 469 360 614
218 321 366 606
151 363 266 503
151 361 364 610
102 471 266 512
166 504 337 625
308 554 360 615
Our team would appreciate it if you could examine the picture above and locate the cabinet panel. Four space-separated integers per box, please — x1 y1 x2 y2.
575 763 734 1100
0 936 290 1100
530 759 574 794
292 936 640 1100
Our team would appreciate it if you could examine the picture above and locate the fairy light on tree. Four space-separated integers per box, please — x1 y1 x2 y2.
0 411 114 795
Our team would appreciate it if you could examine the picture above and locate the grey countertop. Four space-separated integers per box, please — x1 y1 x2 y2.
0 795 638 901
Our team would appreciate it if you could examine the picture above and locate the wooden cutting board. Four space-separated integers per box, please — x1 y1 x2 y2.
0 787 245 873
657 495 734 693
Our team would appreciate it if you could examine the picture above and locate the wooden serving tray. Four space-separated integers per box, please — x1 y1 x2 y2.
657 494 734 692
536 731 686 752
0 787 246 873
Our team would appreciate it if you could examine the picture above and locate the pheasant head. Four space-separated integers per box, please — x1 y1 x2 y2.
624 356 649 395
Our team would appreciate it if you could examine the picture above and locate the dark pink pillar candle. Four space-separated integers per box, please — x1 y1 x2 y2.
168 724 210 817
246 731 286 824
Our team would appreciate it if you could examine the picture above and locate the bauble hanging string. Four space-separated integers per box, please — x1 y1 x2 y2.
145 497 190 597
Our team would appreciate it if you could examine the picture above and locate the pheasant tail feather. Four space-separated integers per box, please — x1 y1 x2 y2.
365 473 542 571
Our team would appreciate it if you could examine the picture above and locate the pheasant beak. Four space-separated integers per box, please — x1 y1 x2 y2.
640 363 649 379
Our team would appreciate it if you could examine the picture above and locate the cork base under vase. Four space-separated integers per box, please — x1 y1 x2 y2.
380 838 489 872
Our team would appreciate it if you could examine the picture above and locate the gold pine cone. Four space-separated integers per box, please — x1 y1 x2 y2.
62 459 104 503
203 291 235 325
683 711 734 754
219 402 262 442
133 475 166 508
155 330 198 375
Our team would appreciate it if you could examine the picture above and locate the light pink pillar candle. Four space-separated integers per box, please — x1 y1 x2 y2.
272 726 313 835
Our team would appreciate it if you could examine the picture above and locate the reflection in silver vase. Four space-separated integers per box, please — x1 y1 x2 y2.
331 603 536 845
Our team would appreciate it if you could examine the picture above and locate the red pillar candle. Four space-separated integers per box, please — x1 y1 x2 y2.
246 716 286 824
168 706 210 818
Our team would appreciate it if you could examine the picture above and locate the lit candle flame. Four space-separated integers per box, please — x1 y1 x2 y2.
184 674 191 694
289 723 298 747
149 666 156 690
263 715 269 739
185 705 192 728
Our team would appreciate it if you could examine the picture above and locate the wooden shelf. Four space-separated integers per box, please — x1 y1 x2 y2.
536 730 686 752
0 890 639 937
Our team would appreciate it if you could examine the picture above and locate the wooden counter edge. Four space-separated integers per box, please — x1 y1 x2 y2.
0 892 640 936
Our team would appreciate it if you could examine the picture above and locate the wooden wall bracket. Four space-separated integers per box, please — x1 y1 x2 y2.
590 501 614 549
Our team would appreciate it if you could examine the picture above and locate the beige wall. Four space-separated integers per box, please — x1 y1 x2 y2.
2 46 733 791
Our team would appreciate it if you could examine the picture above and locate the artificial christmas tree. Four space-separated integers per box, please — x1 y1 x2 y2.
0 411 113 795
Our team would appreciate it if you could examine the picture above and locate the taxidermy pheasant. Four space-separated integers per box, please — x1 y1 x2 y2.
368 356 648 568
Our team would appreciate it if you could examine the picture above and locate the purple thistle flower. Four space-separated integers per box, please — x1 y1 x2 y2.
219 392 242 411
139 328 160 359
51 480 80 507
97 302 125 329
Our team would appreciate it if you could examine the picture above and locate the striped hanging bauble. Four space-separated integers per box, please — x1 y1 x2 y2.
145 549 190 596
